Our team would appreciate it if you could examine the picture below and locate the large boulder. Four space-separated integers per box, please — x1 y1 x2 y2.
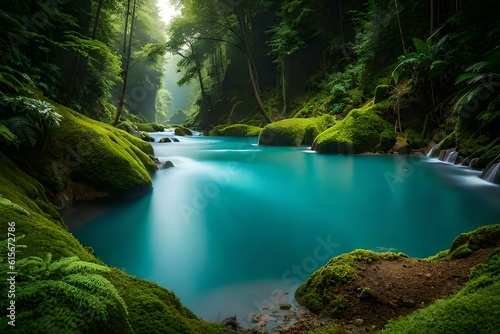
259 115 335 146
209 124 262 137
312 106 396 154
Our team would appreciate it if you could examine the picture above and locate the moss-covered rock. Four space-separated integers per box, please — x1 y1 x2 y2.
134 122 166 132
174 126 193 136
12 103 156 205
312 105 396 154
259 115 335 146
295 250 407 315
209 124 262 137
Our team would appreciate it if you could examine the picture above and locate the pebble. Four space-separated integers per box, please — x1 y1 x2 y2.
353 318 364 326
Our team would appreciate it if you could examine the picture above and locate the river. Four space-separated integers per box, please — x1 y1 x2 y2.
66 135 500 326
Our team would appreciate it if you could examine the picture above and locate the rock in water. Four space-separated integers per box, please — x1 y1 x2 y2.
222 316 241 332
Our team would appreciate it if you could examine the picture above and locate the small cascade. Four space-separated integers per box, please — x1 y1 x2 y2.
438 150 458 164
446 151 458 164
481 163 500 185
427 144 437 158
469 158 478 168
438 150 448 161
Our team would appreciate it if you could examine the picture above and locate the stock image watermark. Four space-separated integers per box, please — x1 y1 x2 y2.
6 221 17 327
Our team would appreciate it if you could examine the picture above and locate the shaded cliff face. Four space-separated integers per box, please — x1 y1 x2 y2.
9 101 157 207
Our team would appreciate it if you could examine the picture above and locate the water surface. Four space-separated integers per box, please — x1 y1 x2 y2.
70 135 500 324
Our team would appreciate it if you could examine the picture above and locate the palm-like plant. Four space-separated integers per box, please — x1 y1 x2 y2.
453 49 500 128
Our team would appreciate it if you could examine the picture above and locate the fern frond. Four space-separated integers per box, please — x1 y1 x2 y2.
3 116 39 148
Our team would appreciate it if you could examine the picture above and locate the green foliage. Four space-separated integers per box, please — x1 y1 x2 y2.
0 254 132 333
391 35 450 85
293 91 334 118
296 249 406 315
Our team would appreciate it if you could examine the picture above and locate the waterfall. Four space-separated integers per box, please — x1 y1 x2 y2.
438 150 458 164
481 163 500 184
427 144 437 157
469 158 478 168
446 151 458 164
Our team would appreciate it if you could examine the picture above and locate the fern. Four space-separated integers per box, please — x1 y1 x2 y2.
0 254 130 333
2 116 39 148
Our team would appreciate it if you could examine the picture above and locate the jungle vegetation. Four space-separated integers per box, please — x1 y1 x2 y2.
1 0 500 333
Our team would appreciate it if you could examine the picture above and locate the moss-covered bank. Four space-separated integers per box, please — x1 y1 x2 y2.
0 132 228 334
10 102 157 207
295 224 500 333
295 250 408 316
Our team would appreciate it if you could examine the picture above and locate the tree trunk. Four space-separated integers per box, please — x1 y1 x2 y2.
281 58 287 116
235 8 271 124
122 0 131 53
430 0 435 34
91 0 104 40
247 56 272 124
114 0 136 126
394 0 407 54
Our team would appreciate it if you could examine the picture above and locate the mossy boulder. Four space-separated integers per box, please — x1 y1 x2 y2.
209 124 263 137
449 225 500 255
312 105 396 154
116 121 156 142
13 102 156 205
259 115 335 146
295 250 407 315
174 126 193 136
134 122 166 132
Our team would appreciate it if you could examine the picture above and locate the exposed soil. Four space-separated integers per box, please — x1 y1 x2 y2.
236 249 492 334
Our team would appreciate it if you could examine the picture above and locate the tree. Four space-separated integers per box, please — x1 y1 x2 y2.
267 18 306 115
114 0 137 126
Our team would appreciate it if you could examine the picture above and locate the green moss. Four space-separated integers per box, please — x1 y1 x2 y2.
307 323 348 334
374 84 390 104
106 269 228 334
451 225 500 252
359 287 376 301
0 123 228 334
174 126 193 136
293 91 334 118
0 154 95 261
15 103 156 198
295 250 407 315
209 124 263 137
259 115 335 146
134 122 166 132
312 105 396 154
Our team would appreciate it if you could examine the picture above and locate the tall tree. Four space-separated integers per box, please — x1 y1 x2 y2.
114 0 137 126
